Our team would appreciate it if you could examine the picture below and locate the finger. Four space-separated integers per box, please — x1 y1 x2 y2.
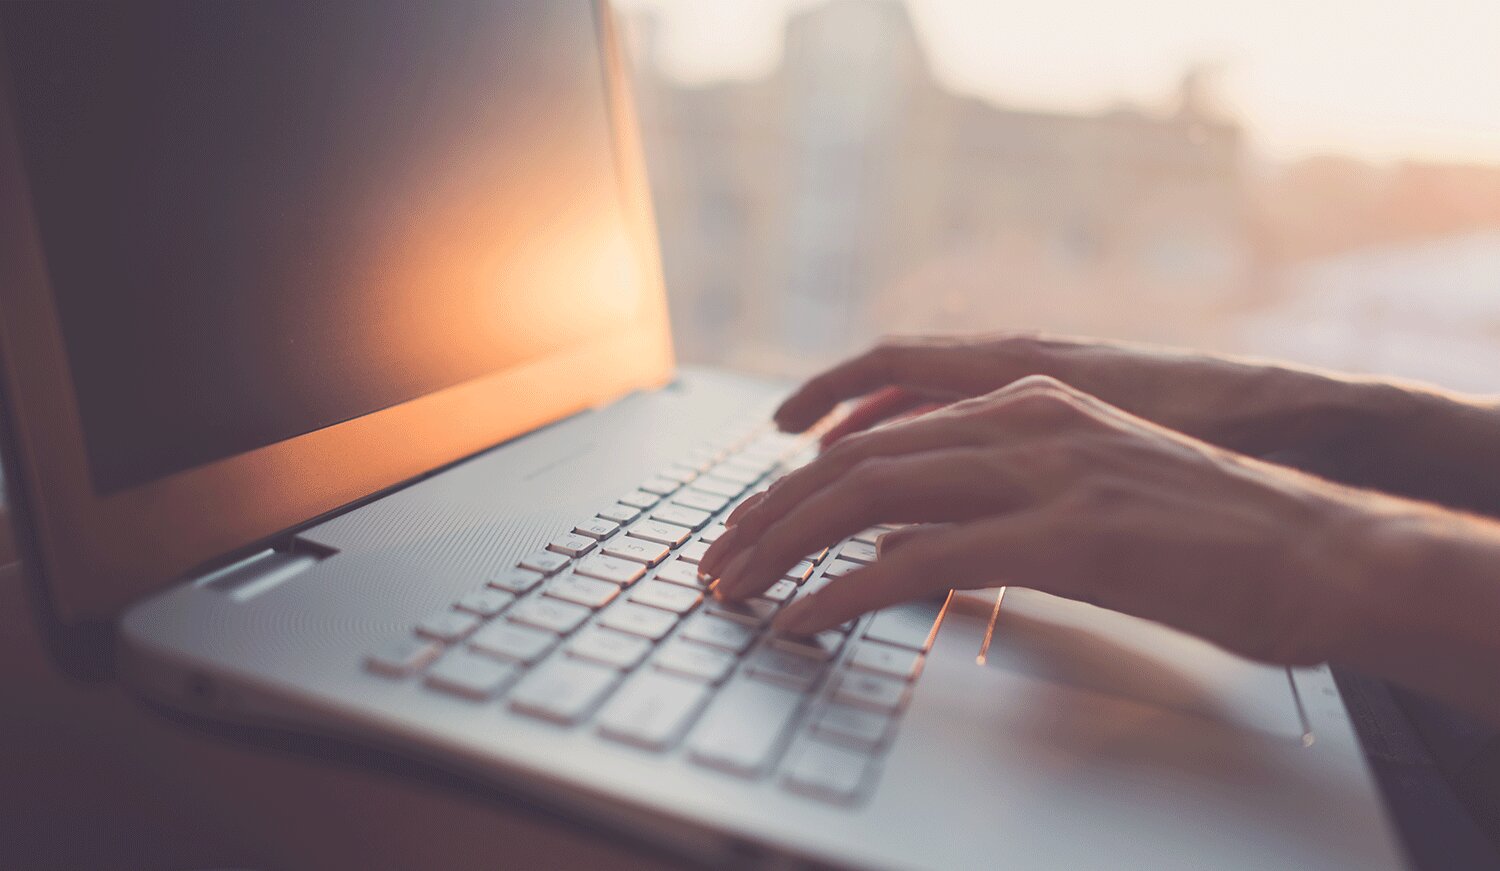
773 511 1072 635
819 387 926 447
877 523 953 558
774 340 979 432
723 491 766 528
702 410 984 576
715 447 1030 601
710 376 1106 575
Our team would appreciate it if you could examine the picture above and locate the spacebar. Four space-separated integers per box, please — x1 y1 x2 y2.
687 678 803 778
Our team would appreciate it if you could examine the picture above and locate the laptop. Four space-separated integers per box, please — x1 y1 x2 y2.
0 3 1408 868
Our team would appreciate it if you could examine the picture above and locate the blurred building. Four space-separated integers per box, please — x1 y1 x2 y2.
624 0 1250 373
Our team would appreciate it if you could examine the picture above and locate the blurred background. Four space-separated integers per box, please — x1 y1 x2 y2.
614 0 1500 391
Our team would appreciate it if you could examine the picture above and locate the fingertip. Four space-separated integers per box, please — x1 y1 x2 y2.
774 408 814 434
772 596 817 634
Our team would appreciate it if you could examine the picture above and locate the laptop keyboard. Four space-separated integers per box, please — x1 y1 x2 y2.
365 427 942 806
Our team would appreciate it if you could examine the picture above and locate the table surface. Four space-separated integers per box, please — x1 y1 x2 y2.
0 505 683 871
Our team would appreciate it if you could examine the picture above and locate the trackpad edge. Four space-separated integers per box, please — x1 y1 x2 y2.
983 588 1307 741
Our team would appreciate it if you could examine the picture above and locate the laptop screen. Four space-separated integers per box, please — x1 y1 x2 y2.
1 1 645 494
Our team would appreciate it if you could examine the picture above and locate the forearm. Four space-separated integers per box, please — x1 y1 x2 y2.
1336 505 1500 726
1323 384 1500 516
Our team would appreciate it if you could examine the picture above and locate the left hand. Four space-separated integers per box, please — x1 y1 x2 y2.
700 375 1380 665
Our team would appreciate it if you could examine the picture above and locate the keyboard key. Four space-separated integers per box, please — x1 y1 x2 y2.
619 490 659 510
864 601 943 652
707 463 762 485
575 554 647 586
547 534 596 558
831 671 910 713
415 611 483 642
598 672 712 751
761 579 799 604
746 646 828 691
568 626 653 670
544 574 620 609
806 546 829 565
454 588 516 617
852 528 886 546
519 550 570 575
839 540 879 564
653 638 737 683
598 503 641 524
813 704 894 751
424 650 520 700
705 597 778 626
630 580 703 614
626 519 691 547
639 477 680 496
783 560 814 582
771 630 845 661
366 637 441 677
601 537 670 566
651 504 711 531
573 517 620 540
821 559 863 579
689 476 745 498
782 740 874 804
699 524 728 544
680 613 757 653
509 659 620 725
673 489 732 514
675 540 710 565
599 602 679 640
469 621 557 664
849 641 924 680
688 679 804 777
488 567 545 595
653 558 709 590
508 597 591 635
724 455 776 476
659 464 699 484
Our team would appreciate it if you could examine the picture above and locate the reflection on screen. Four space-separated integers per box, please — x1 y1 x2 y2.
1 1 646 493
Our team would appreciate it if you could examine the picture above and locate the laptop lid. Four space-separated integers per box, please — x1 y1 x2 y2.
0 2 672 643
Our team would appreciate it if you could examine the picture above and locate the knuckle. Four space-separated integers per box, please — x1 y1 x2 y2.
1008 373 1069 394
992 330 1068 363
991 385 1078 426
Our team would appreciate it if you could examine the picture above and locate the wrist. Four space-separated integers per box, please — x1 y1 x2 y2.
1329 501 1500 723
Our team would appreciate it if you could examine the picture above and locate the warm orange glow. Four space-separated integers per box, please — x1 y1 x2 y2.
975 585 1006 666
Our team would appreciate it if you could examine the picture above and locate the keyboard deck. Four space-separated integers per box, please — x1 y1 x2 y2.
365 427 942 806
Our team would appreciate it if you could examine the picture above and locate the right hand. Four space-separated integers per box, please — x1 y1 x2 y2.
778 333 1414 468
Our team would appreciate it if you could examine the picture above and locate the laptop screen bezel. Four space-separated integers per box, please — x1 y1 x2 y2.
0 2 674 639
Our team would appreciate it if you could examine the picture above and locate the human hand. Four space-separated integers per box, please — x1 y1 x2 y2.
777 333 1411 464
702 376 1381 665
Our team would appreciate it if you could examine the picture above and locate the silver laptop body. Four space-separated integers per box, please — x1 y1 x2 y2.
0 3 1405 868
